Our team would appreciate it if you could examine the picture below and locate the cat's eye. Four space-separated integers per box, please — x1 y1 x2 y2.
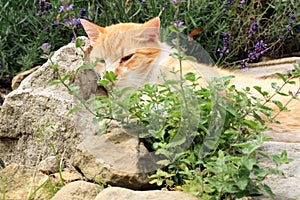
120 54 134 63
96 58 105 64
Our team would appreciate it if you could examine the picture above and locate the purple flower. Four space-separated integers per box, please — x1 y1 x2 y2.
217 48 224 57
44 26 50 34
239 0 246 6
248 51 256 61
64 19 72 26
290 13 296 20
173 21 184 28
226 0 235 6
171 0 184 4
73 18 82 28
163 3 169 9
67 4 74 11
279 35 284 40
240 60 248 70
80 8 87 17
254 40 266 52
53 20 58 27
196 167 206 174
41 43 51 53
140 0 146 3
248 40 268 62
71 36 76 43
287 13 296 32
58 6 65 13
38 0 51 16
39 0 45 8
0 61 3 69
217 32 231 57
248 21 259 35
288 21 294 26
71 18 78 25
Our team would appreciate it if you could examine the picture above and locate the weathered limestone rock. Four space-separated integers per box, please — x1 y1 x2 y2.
235 56 300 78
0 37 159 190
0 36 100 166
254 142 300 200
50 180 102 200
38 156 61 174
0 163 50 200
11 66 40 90
72 120 160 190
94 187 199 200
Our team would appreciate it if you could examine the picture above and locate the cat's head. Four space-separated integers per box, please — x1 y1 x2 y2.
81 17 162 88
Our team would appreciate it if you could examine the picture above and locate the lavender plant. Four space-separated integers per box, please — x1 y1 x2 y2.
1 0 299 78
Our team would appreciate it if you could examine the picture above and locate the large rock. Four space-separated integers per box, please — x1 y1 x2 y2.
94 187 199 200
0 163 50 200
72 120 160 190
0 37 159 189
254 142 300 200
235 56 300 77
0 36 99 166
51 181 102 200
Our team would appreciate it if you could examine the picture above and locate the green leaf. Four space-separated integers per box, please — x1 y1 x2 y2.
242 142 260 155
98 79 110 87
156 159 171 166
68 85 80 95
275 73 287 82
76 64 92 72
272 100 286 111
50 64 58 70
182 55 197 61
237 177 249 190
224 183 239 193
280 150 294 164
271 82 280 90
48 79 62 86
156 179 164 186
67 107 82 115
149 179 158 185
75 38 83 48
184 72 196 82
242 158 257 170
169 25 180 33
253 86 268 97
169 52 182 60
166 179 174 186
61 74 73 82
262 184 275 198
243 119 259 130
103 71 117 83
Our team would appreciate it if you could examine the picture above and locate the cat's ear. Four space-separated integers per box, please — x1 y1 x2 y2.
80 19 105 46
140 17 160 41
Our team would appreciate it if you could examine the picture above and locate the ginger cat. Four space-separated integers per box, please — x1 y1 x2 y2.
81 17 300 142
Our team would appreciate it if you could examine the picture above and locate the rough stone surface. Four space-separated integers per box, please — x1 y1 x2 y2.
0 36 101 166
38 156 61 174
0 163 50 200
51 180 102 200
72 120 159 190
235 56 300 78
254 142 300 200
0 36 159 190
94 187 199 200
